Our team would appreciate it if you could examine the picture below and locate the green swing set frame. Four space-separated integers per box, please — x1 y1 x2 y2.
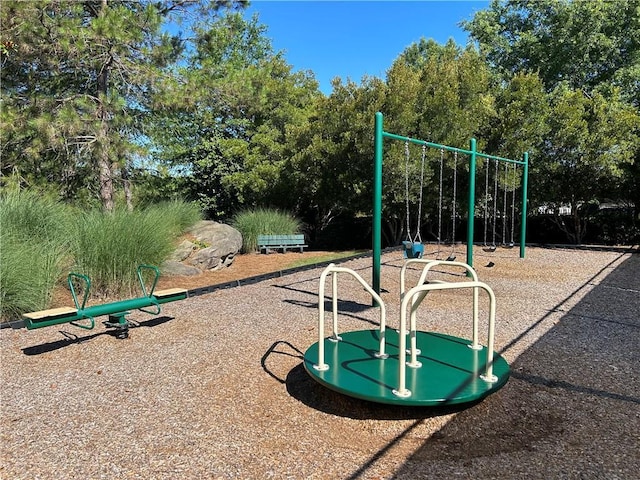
372 111 529 296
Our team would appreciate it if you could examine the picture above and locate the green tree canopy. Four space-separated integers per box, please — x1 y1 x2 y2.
148 12 321 219
464 0 640 243
463 0 640 104
1 0 246 210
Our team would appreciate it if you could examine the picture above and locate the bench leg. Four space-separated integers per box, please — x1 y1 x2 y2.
103 312 130 339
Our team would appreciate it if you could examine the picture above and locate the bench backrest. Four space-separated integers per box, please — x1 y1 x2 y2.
257 234 305 246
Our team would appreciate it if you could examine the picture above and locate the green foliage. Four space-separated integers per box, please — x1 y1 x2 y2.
0 189 73 244
4 0 638 248
0 190 72 320
0 195 200 318
0 234 67 321
379 40 497 244
290 76 386 238
464 0 640 243
532 86 639 243
145 200 203 236
149 12 321 220
232 208 302 253
1 0 247 210
70 203 201 296
482 73 549 158
463 0 640 103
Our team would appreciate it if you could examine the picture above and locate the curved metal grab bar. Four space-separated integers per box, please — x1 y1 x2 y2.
137 264 160 297
393 280 498 399
314 264 387 371
67 272 91 310
401 259 482 349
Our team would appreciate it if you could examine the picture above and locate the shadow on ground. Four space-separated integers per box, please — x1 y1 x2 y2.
384 253 640 478
21 316 175 355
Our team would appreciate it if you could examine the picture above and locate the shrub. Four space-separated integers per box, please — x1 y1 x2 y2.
0 189 73 244
0 190 72 320
143 200 202 236
0 233 67 320
232 208 302 253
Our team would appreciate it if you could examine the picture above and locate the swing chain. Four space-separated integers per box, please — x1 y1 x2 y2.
492 159 498 247
502 162 508 245
510 162 517 245
404 141 426 244
414 144 426 243
484 158 490 246
404 141 411 242
437 148 444 245
451 151 458 244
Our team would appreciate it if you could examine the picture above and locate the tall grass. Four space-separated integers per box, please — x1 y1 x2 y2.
144 200 203 236
0 190 72 320
0 233 68 320
0 194 201 320
232 208 302 253
0 189 73 243
70 202 201 297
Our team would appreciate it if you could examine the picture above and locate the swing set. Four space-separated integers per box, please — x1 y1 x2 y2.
373 111 529 296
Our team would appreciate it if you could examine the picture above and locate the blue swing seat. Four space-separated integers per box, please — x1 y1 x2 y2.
402 241 424 259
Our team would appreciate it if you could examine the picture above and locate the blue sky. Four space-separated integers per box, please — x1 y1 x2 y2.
245 1 490 94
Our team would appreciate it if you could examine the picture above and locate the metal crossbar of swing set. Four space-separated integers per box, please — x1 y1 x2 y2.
381 131 528 167
372 111 530 298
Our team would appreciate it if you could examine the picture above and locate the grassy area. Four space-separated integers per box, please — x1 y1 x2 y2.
71 202 201 296
0 190 72 319
283 250 367 269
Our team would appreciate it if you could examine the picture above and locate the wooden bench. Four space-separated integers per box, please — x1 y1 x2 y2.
20 265 187 339
257 234 307 253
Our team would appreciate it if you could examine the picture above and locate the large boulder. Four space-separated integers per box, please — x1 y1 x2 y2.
188 221 243 259
170 240 198 262
161 261 202 276
162 221 243 276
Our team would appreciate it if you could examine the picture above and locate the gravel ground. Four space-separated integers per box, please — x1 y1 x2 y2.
1 246 638 479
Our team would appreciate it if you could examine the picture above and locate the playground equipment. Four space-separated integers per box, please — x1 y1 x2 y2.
18 265 187 339
483 159 519 251
304 260 510 406
373 111 529 296
402 142 425 259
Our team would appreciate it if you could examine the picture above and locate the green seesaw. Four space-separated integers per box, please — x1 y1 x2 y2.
20 265 187 339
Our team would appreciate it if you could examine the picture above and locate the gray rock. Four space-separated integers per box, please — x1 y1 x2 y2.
188 247 222 271
222 253 236 267
163 221 243 275
170 240 197 262
188 221 243 257
161 261 201 276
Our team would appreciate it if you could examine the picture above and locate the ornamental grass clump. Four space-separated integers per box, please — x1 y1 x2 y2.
232 208 302 253
0 190 72 320
70 202 201 297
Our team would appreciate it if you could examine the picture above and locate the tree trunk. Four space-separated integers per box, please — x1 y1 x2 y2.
96 0 114 212
551 202 587 244
122 162 133 211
